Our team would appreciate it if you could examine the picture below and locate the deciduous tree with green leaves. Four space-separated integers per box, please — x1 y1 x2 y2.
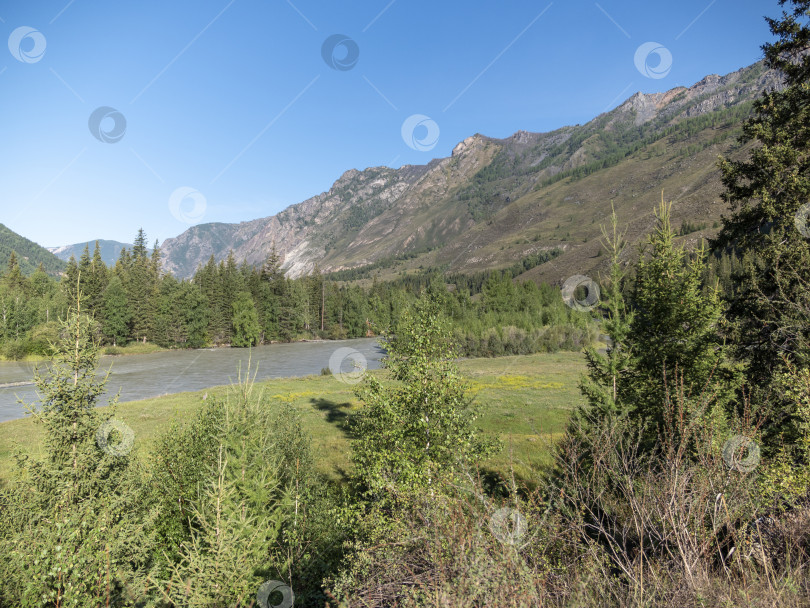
351 294 497 496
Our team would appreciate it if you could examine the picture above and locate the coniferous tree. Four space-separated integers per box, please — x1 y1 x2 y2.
126 231 156 342
3 250 26 293
624 199 737 449
179 280 209 348
0 294 141 605
576 204 634 428
80 241 109 316
132 227 148 259
231 291 260 347
102 275 131 346
712 0 810 443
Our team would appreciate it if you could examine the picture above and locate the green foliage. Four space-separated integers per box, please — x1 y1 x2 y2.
0 225 65 276
712 0 810 446
101 275 130 346
155 368 322 606
576 204 634 428
352 294 499 496
623 199 736 448
573 198 738 462
231 291 260 346
0 297 143 607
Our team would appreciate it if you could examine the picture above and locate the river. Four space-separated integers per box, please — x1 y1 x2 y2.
0 338 384 424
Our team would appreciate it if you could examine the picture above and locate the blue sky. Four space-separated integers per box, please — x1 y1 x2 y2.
0 0 782 247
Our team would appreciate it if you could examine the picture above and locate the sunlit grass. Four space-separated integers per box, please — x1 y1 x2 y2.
0 351 586 484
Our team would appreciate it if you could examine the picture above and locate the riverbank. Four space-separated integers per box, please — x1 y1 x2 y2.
0 351 585 483
0 335 384 362
0 341 169 363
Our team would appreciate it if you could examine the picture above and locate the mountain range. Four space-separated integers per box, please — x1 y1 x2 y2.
155 60 778 285
9 59 780 286
47 240 135 268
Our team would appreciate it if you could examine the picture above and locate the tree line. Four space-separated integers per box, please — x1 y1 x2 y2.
0 229 597 359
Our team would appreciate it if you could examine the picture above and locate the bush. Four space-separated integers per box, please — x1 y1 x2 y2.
1 339 29 360
28 322 59 356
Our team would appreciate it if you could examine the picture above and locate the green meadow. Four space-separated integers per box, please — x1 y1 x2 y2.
0 351 585 484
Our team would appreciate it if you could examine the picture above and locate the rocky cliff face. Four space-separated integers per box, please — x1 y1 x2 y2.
160 60 779 281
616 62 781 126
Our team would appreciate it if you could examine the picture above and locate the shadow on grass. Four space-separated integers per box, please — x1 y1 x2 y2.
309 397 356 439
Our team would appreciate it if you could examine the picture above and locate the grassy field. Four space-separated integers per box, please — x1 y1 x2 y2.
0 351 586 485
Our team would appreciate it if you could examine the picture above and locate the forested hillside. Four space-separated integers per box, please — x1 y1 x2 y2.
0 223 65 276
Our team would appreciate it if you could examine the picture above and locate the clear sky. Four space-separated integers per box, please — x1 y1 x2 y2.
0 0 782 247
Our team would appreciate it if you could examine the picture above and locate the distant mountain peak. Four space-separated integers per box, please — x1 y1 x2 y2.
452 134 487 157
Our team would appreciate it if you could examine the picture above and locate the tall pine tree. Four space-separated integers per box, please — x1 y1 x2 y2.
712 0 810 443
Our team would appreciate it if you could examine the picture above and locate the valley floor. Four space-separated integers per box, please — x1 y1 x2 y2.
0 351 586 483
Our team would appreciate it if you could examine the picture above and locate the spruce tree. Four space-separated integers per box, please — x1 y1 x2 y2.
3 250 26 293
231 291 260 347
712 0 810 443
102 275 131 346
625 199 737 449
577 204 634 426
0 293 143 606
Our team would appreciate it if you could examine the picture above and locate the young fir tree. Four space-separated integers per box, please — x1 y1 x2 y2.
0 293 146 606
711 0 810 444
576 204 634 427
159 373 307 607
623 198 737 449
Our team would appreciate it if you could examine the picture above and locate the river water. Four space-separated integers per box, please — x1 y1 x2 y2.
0 338 384 424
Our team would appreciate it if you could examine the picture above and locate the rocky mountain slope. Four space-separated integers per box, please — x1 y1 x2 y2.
160 61 780 284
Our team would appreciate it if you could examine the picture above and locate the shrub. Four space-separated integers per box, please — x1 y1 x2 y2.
1 339 28 360
28 322 59 356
